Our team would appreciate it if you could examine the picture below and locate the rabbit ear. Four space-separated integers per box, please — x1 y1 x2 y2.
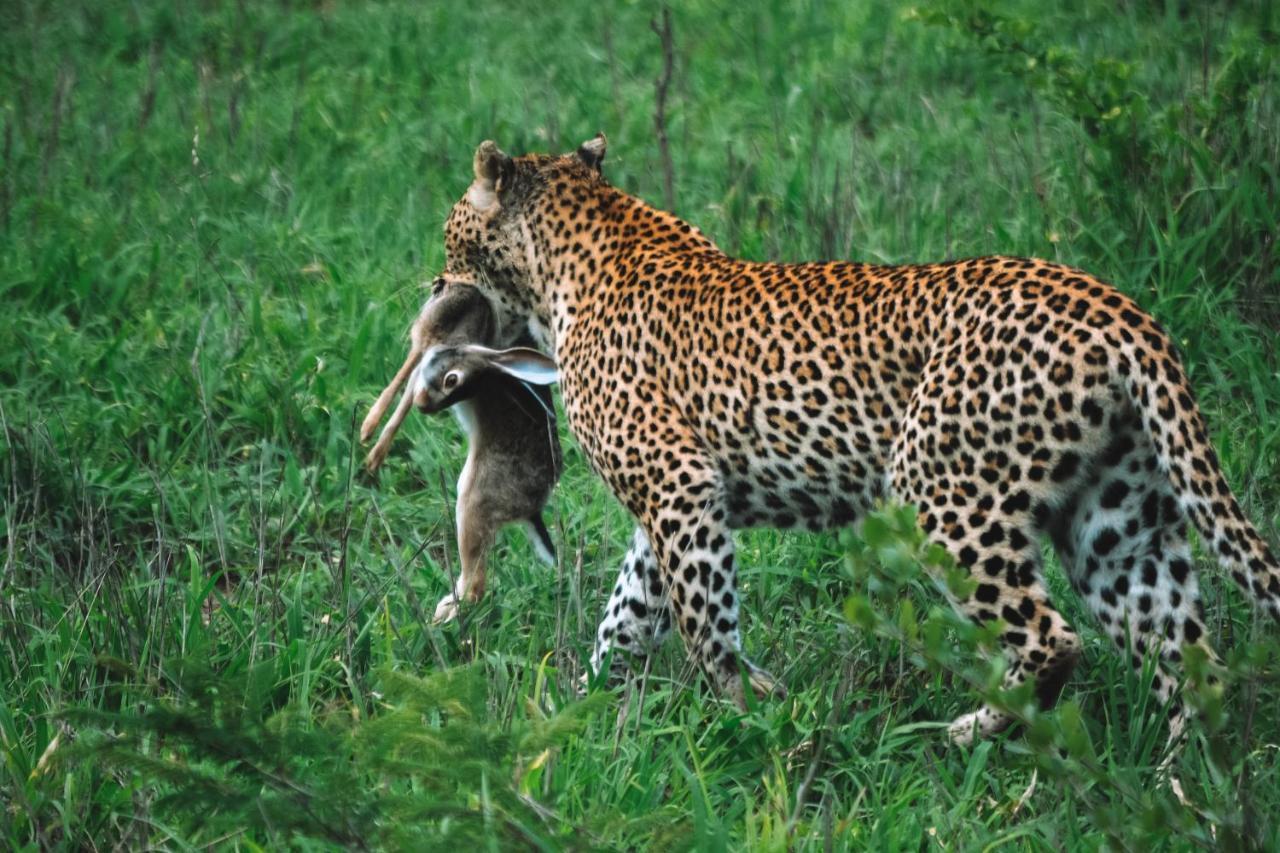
477 346 558 385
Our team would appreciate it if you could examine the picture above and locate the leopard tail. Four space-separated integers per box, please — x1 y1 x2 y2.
1122 335 1280 620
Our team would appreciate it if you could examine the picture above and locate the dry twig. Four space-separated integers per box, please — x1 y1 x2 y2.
651 8 676 211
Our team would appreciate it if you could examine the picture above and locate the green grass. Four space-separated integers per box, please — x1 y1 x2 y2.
2 0 1279 848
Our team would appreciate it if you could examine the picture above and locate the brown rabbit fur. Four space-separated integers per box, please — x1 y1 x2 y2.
361 281 561 622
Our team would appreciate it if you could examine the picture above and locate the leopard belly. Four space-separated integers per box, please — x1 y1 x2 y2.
711 427 889 532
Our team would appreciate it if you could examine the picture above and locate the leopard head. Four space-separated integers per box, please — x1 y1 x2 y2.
441 134 608 349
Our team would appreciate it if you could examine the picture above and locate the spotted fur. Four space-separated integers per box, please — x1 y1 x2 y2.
437 135 1279 741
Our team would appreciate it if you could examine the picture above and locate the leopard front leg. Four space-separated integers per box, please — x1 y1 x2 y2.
589 526 673 683
634 455 784 707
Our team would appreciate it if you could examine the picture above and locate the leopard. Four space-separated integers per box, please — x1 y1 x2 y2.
431 132 1280 744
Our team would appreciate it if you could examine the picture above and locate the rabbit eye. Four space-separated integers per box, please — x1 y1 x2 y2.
443 371 461 390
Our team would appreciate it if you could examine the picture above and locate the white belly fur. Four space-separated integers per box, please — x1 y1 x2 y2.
453 404 480 491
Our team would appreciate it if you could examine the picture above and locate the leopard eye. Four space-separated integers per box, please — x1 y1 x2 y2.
443 371 461 390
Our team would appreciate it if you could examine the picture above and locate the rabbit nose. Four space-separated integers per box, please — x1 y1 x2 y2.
413 386 431 411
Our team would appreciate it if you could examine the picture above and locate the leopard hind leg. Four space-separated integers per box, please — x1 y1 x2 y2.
1051 416 1217 745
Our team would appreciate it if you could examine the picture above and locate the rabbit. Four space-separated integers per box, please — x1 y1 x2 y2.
361 281 561 623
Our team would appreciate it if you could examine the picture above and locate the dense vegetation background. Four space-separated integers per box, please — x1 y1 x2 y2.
2 0 1278 848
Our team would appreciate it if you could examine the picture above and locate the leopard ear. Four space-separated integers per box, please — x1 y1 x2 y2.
471 140 514 208
575 132 607 173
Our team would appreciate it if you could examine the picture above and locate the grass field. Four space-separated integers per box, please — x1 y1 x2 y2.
2 0 1279 848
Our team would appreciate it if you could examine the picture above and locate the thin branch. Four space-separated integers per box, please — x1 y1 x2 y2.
650 8 676 212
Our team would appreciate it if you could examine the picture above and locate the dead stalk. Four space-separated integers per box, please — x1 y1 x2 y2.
651 7 676 212
41 66 73 189
138 43 158 131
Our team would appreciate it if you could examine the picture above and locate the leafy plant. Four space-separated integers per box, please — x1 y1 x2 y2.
62 662 611 849
843 503 1277 849
911 0 1280 323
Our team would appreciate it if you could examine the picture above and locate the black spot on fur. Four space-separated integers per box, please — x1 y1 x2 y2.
1051 452 1081 483
1093 528 1121 557
1100 480 1130 509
